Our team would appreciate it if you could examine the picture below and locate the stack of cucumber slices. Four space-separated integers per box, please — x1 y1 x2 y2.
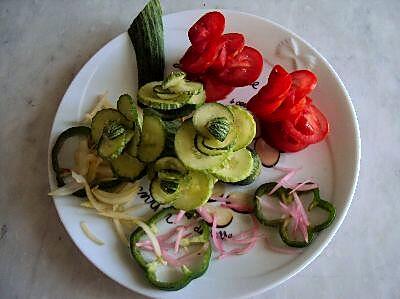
137 71 206 120
86 71 261 212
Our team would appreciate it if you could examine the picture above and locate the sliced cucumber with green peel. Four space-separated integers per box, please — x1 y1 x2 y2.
117 94 143 130
138 81 191 110
150 177 178 204
91 109 130 144
210 149 254 183
172 171 214 211
154 156 186 174
234 148 261 185
187 89 206 107
159 179 180 194
104 122 126 139
175 121 229 171
137 114 166 162
97 130 134 160
158 169 185 181
193 103 234 139
202 126 236 150
207 117 231 142
169 80 203 95
128 0 164 87
194 135 230 156
110 153 146 180
161 71 186 89
125 125 141 157
229 105 256 151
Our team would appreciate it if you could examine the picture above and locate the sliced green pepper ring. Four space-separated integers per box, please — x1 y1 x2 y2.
254 182 336 248
130 207 212 291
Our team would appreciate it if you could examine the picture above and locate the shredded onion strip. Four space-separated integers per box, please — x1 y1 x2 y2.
48 180 84 196
80 221 104 245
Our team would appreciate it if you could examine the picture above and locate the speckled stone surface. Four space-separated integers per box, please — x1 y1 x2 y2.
0 0 399 298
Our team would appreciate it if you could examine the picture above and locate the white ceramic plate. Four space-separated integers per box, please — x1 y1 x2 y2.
48 9 360 299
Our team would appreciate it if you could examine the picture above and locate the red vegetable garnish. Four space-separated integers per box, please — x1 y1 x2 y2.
188 11 225 52
290 70 317 100
247 64 329 152
216 46 263 87
180 12 265 101
247 65 292 118
282 104 329 145
210 33 245 71
180 38 224 74
262 122 309 153
201 73 234 102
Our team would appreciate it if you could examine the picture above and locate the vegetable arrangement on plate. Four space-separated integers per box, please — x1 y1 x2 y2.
49 0 336 291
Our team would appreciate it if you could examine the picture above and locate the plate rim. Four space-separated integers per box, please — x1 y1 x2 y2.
47 8 361 298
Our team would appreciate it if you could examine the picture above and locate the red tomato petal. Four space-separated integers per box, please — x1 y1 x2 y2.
180 38 224 74
189 12 225 51
209 33 245 72
261 121 308 153
216 46 263 87
201 73 234 102
282 104 329 144
290 70 318 99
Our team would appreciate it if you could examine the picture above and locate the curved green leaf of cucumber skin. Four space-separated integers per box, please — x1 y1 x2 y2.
130 207 211 291
206 117 231 142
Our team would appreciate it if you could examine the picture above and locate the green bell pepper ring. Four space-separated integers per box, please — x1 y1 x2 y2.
130 207 212 291
254 182 336 248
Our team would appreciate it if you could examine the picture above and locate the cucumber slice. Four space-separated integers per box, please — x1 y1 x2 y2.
174 121 229 171
159 179 180 194
207 117 231 142
194 135 229 156
161 71 186 89
137 114 166 162
202 126 236 150
104 122 126 139
158 169 184 181
150 178 178 204
117 94 143 131
110 153 146 180
234 149 261 186
169 80 203 95
193 103 234 139
125 126 141 157
172 171 214 211
97 130 134 160
187 89 206 107
210 149 254 183
128 0 164 87
138 81 191 110
91 109 130 144
154 156 186 174
229 105 256 151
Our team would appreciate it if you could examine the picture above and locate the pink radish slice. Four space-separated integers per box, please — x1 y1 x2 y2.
255 137 280 168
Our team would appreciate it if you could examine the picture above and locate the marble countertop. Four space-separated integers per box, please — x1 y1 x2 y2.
1 0 399 298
